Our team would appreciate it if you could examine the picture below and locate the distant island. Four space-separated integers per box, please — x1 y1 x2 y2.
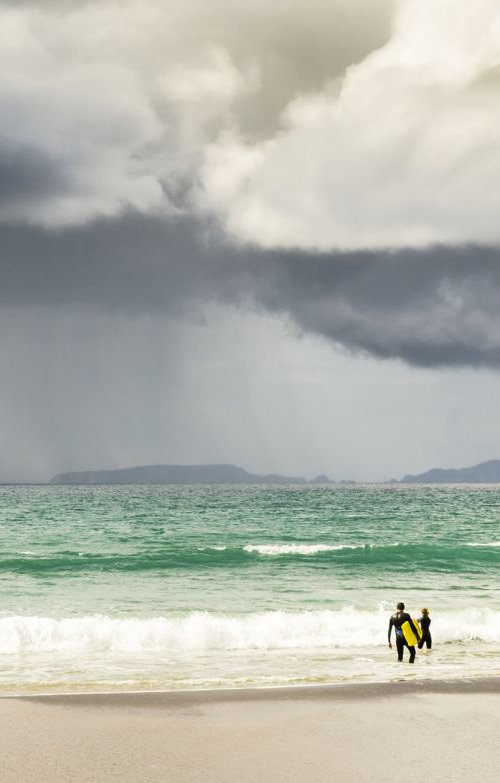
43 459 500 485
401 459 500 484
50 463 315 485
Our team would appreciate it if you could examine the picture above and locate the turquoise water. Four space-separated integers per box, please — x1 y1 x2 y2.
0 484 499 692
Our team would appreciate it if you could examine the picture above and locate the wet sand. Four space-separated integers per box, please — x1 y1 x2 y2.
2 679 500 782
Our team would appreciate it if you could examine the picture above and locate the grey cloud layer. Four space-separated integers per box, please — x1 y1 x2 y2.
2 215 500 368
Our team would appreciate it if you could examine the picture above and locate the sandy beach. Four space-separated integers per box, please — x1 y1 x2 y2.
2 679 500 783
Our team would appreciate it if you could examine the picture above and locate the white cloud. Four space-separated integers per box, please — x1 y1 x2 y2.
197 0 500 250
0 0 392 227
7 0 500 252
0 4 166 225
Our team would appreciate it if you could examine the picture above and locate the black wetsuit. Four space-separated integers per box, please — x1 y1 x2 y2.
388 611 418 663
418 615 432 649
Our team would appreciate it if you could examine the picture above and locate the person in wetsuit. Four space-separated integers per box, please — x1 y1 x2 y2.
418 607 432 649
388 602 419 663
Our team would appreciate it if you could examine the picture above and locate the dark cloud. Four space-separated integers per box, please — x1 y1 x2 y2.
0 215 236 313
1 215 500 369
0 140 69 207
248 247 500 368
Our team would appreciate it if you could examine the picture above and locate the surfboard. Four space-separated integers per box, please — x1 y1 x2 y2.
401 619 422 647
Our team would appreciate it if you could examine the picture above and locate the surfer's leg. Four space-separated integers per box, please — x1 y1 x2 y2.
396 635 404 661
418 639 424 649
408 645 416 663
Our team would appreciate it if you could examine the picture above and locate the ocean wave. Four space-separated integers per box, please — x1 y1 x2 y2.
466 542 500 547
1 608 499 654
0 541 498 575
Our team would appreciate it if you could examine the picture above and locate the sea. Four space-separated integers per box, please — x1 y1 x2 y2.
0 484 499 694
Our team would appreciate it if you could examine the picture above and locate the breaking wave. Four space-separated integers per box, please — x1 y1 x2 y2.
1 608 500 655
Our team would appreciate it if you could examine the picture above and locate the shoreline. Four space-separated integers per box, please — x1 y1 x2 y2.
5 673 500 705
2 675 500 782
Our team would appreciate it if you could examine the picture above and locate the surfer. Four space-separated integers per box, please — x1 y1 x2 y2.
388 602 419 663
417 608 432 649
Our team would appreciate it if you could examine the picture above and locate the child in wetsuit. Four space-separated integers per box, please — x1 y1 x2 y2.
418 608 432 649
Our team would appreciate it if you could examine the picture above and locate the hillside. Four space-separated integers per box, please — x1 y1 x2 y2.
401 459 500 483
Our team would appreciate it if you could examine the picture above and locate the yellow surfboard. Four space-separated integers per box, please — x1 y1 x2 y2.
401 619 422 647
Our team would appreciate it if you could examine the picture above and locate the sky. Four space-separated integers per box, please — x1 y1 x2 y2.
1 0 500 482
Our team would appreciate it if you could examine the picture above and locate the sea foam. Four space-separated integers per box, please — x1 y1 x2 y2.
1 608 499 655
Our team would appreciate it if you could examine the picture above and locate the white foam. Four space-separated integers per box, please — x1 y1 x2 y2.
243 544 358 555
197 546 227 551
0 607 499 655
466 542 500 547
242 543 403 555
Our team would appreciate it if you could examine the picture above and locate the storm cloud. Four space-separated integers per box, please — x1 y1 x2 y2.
1 0 499 369
1 215 500 368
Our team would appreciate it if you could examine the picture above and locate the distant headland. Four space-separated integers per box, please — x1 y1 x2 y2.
49 464 321 485
400 458 500 484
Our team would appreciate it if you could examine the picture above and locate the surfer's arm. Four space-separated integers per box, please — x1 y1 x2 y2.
388 617 394 644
